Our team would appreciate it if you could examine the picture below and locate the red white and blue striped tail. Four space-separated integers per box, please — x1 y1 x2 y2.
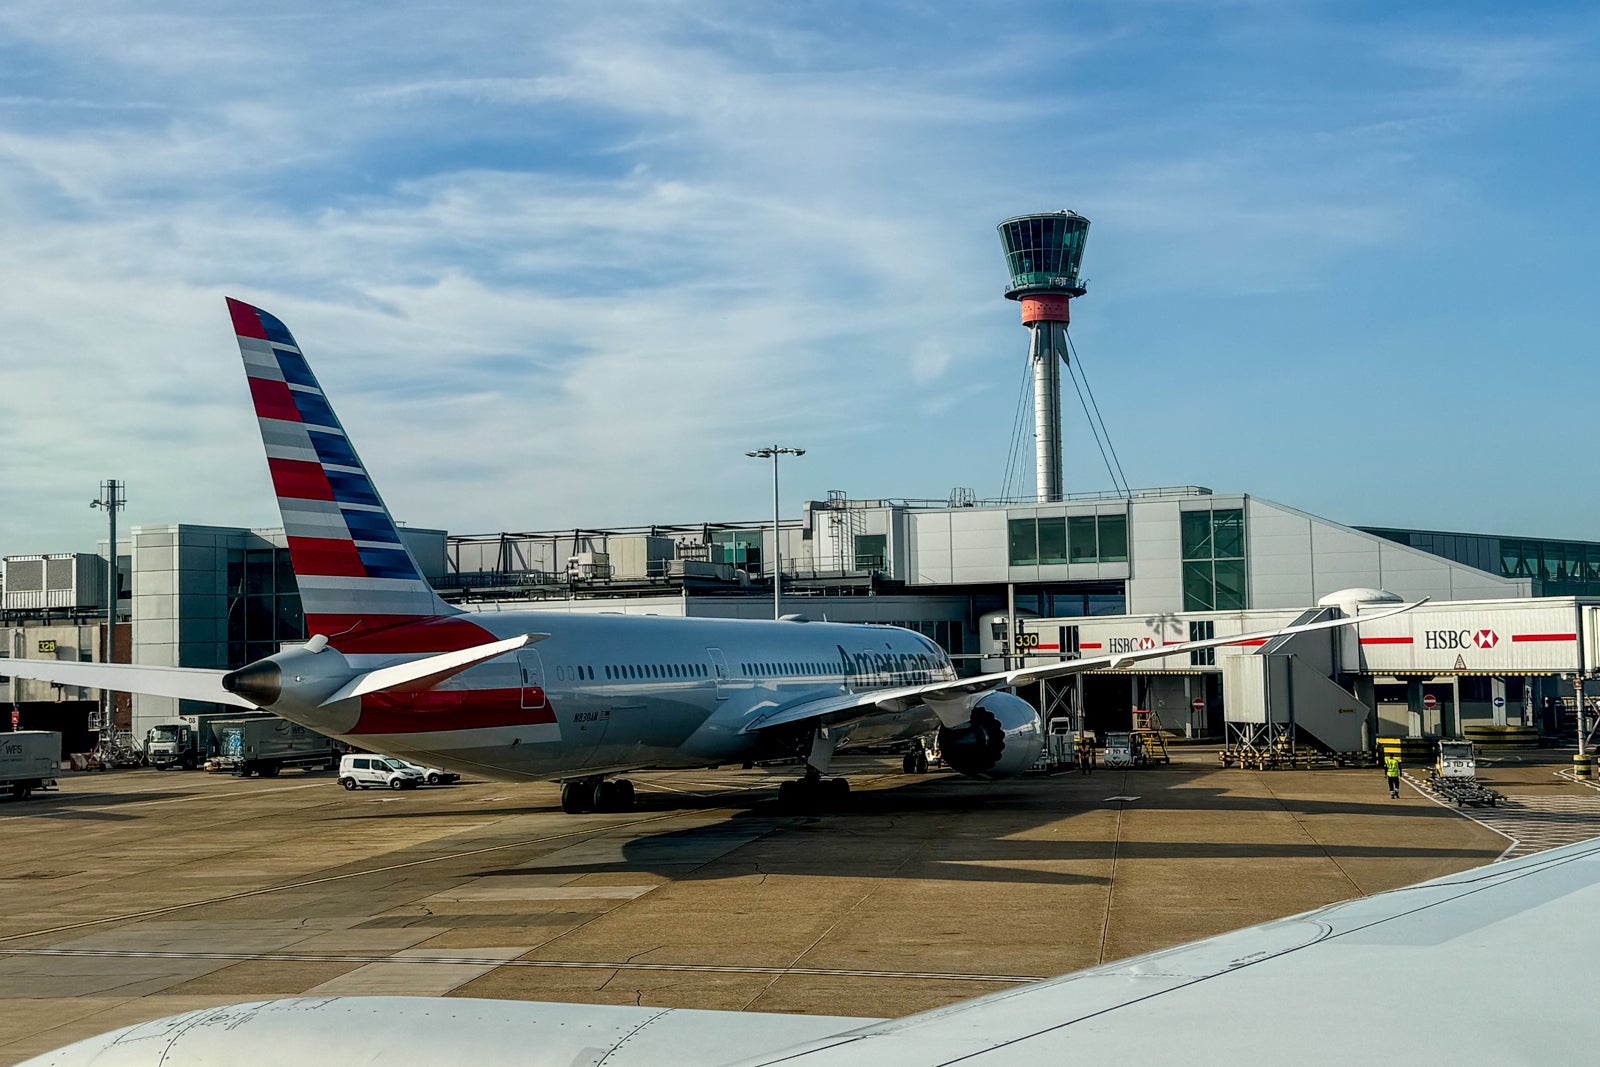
228 298 462 644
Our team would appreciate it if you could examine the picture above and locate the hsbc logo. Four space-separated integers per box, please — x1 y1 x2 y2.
1424 629 1498 651
1108 636 1158 654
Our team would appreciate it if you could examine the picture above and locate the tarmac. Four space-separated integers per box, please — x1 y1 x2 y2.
2 746 1596 1063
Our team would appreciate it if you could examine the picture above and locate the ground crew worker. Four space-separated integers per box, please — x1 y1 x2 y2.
1076 735 1094 775
1384 752 1402 798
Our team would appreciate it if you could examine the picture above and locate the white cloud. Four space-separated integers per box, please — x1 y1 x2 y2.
2 2 1597 556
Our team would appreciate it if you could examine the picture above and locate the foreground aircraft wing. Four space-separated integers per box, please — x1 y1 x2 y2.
727 834 1600 1066
27 837 1600 1065
0 660 255 708
744 598 1424 734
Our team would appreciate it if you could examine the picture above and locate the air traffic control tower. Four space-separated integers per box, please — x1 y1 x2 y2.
998 211 1090 503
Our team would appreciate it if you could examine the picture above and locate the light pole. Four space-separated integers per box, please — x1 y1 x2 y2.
90 479 125 737
746 447 804 620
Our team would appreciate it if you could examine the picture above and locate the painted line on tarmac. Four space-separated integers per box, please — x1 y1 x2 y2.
18 780 330 816
1401 773 1518 861
0 807 722 947
0 947 1040 985
1555 769 1600 792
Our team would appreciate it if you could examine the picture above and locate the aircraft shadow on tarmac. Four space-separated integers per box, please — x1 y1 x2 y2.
0 789 194 822
442 766 1501 886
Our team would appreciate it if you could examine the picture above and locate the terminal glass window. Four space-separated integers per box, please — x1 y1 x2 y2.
1013 514 1128 566
1182 507 1247 611
853 534 887 570
1068 516 1097 563
1008 519 1038 565
1097 514 1128 563
227 547 305 667
1037 518 1067 564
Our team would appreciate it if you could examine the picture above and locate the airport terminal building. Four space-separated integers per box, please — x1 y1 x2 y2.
6 484 1600 752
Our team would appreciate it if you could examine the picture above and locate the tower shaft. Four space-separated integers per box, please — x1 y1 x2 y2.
1030 323 1065 503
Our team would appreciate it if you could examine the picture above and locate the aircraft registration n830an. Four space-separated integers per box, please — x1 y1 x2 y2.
5 299 1420 813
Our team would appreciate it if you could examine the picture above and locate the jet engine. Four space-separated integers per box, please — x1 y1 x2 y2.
936 691 1043 780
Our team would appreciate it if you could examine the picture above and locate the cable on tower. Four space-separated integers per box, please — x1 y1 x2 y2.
1063 330 1130 497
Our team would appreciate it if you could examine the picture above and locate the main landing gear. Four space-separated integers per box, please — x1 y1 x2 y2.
560 777 636 814
901 746 929 774
777 768 850 811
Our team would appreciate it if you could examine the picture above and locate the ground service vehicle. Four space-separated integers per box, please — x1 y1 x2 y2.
397 759 460 785
0 731 59 799
146 711 271 769
144 723 201 769
212 717 337 777
339 754 425 790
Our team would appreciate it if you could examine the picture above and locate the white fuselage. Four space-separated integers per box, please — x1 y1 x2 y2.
289 612 956 782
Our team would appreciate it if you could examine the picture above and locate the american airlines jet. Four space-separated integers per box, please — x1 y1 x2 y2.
8 299 1417 814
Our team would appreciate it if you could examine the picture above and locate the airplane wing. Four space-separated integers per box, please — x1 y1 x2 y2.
0 659 255 708
725 834 1600 1066
743 598 1424 734
27 837 1600 1065
720 833 1600 1064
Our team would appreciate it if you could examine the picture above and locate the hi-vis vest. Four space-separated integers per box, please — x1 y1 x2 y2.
1384 756 1401 776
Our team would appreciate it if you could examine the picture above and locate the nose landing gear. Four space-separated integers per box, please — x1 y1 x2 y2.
560 777 636 814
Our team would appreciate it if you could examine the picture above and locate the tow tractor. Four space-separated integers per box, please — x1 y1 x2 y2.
1427 740 1503 807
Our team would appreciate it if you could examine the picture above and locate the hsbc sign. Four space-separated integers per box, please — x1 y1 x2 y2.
1108 636 1158 654
1424 628 1499 651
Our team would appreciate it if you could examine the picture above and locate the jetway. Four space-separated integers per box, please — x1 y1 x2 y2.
1015 593 1600 758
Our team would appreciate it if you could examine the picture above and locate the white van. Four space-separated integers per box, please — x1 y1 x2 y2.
338 754 426 791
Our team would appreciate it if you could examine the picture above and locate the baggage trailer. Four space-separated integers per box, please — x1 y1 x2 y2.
1 731 61 799
209 717 337 778
1427 740 1504 807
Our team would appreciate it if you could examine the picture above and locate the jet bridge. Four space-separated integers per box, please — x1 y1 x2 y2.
1221 607 1373 763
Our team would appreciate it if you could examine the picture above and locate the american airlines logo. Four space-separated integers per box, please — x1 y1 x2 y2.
1107 636 1158 654
1424 629 1498 650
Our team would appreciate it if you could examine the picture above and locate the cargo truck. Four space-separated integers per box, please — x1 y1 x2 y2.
210 717 337 777
1 731 61 799
145 710 270 769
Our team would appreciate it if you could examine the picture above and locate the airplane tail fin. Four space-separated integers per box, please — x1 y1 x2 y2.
227 298 463 645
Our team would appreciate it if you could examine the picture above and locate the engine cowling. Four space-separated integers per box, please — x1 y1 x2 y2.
936 691 1043 780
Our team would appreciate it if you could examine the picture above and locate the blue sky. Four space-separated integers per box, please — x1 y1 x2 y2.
1 1 1596 557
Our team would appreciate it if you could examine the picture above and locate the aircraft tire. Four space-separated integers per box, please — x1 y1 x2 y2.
828 777 850 802
611 779 636 811
902 752 916 774
561 781 597 814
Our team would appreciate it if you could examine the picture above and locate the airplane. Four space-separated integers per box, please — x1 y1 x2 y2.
4 298 1421 813
20 835 1600 1064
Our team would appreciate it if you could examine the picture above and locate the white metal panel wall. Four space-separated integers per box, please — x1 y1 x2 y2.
1125 498 1181 613
909 511 953 584
1245 500 1315 607
1247 498 1530 605
948 508 1008 584
1223 654 1268 723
